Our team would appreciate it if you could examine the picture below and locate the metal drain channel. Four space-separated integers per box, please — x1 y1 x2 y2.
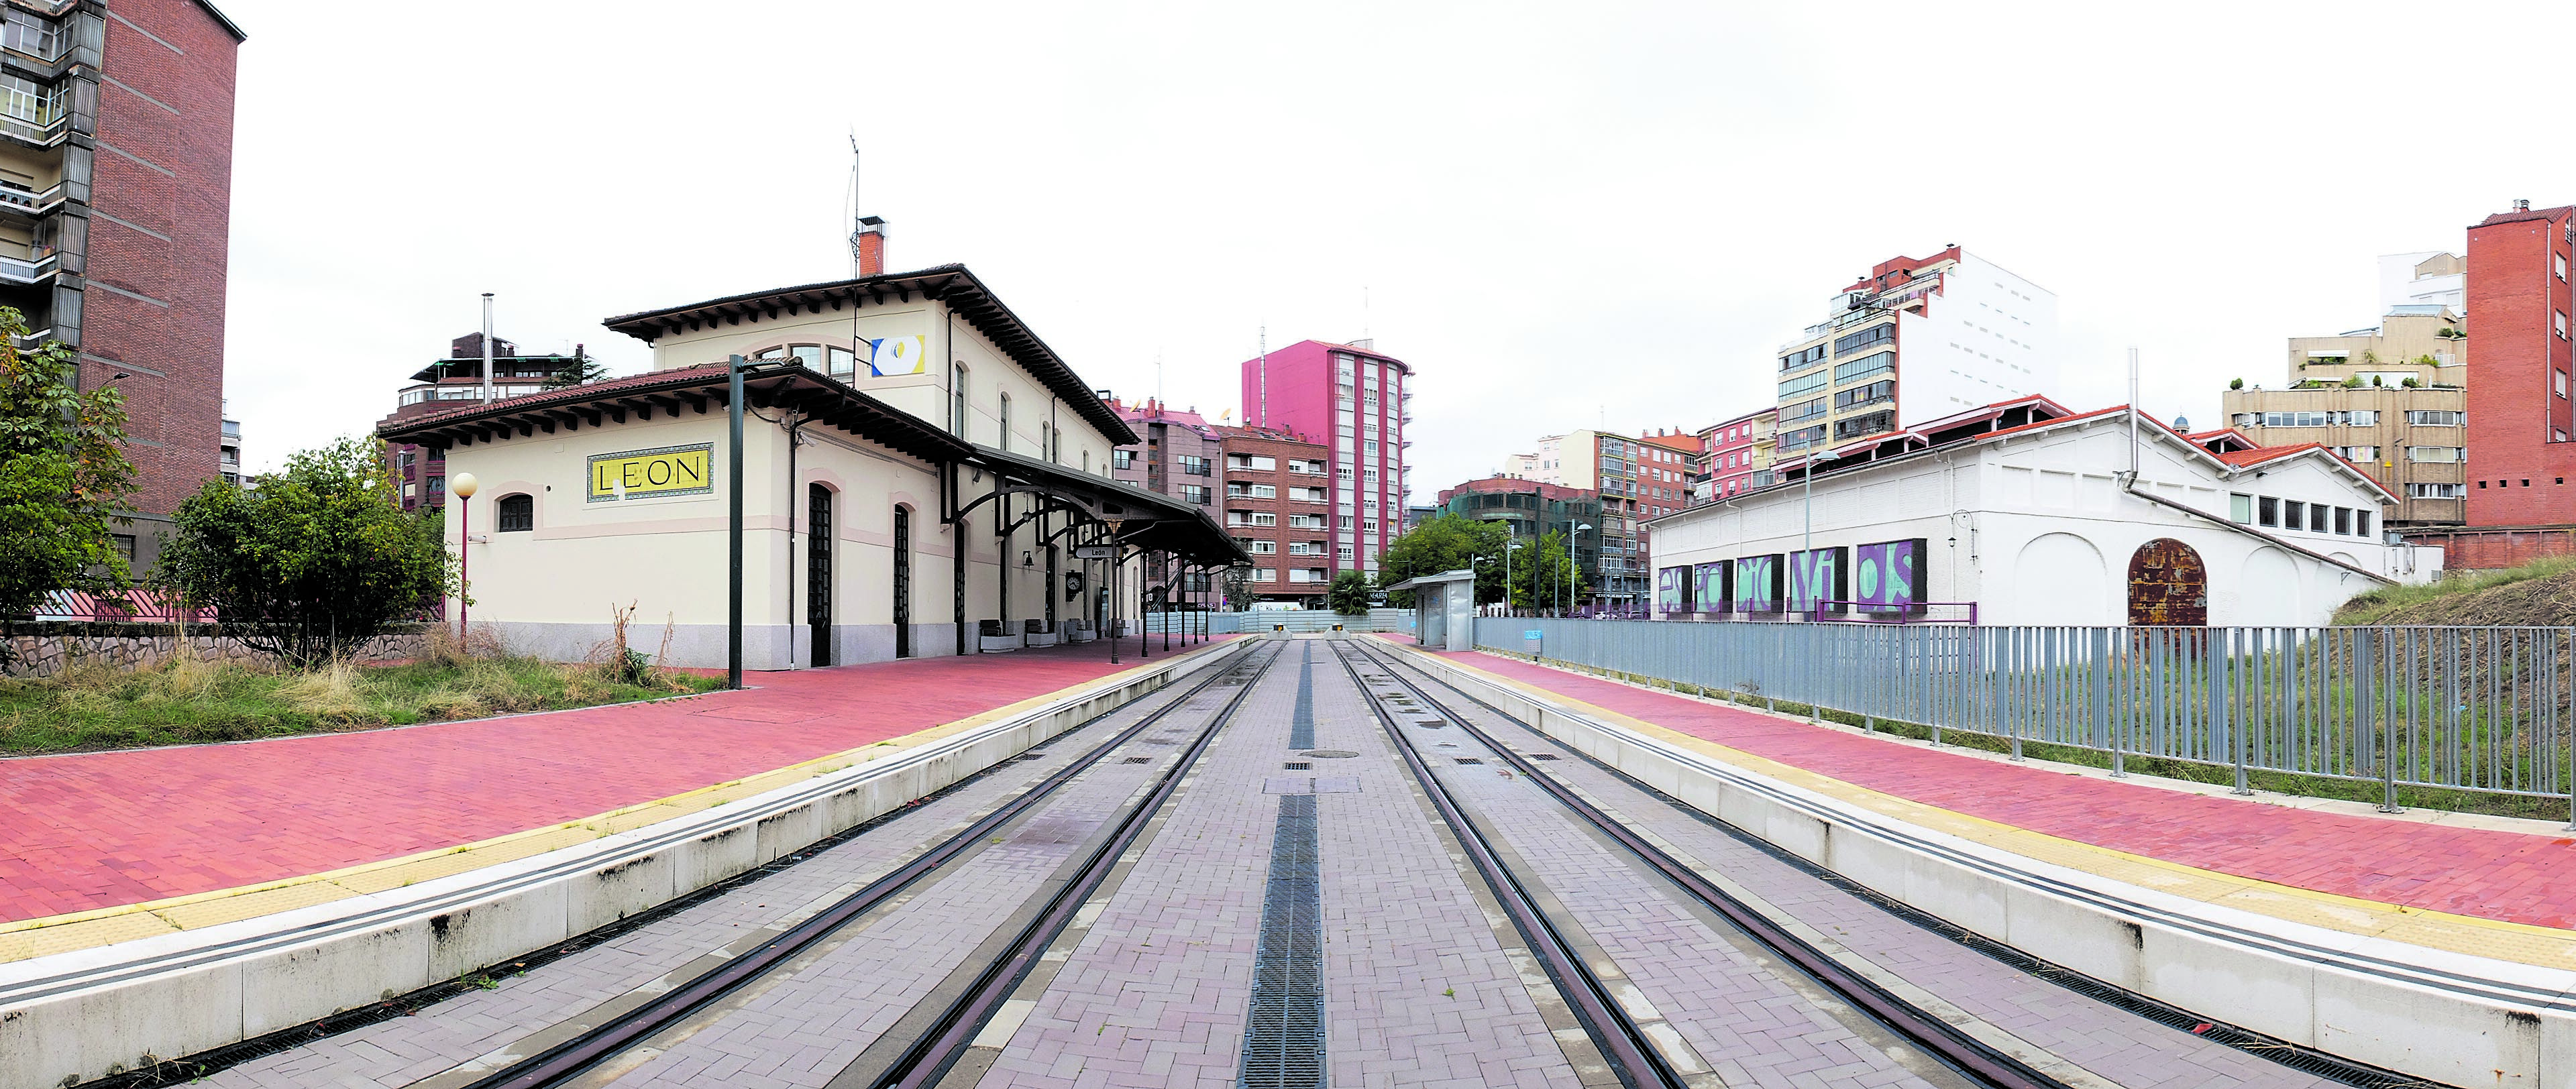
1238 793 1326 1088
1289 643 1316 750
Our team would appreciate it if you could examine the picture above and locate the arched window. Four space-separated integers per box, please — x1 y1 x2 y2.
496 493 534 532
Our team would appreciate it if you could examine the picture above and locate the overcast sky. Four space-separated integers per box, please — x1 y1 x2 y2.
220 1 2573 500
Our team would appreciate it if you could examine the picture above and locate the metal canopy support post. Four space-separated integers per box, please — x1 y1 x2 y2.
953 463 967 657
727 355 746 689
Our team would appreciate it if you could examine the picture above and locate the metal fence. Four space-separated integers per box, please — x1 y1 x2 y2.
1479 618 2576 807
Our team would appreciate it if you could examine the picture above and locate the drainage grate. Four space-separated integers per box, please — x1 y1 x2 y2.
1525 753 1560 761
1289 644 1316 750
1417 720 1446 729
1453 757 1483 765
1301 750 1360 759
1122 756 1153 764
1239 793 1324 1088
1285 762 1312 770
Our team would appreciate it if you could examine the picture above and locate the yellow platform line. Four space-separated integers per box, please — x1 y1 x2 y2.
0 641 1234 964
1419 647 2576 973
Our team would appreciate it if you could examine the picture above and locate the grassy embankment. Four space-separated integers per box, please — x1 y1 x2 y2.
0 640 722 756
2332 557 2576 626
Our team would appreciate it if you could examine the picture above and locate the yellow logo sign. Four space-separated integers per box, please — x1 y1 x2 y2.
587 443 714 502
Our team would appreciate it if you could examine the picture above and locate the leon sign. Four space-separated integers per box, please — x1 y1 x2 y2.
588 443 714 502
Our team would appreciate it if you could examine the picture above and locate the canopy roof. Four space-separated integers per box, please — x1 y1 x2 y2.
1383 569 1475 592
966 443 1249 569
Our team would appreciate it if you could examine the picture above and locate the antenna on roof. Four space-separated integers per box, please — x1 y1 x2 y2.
845 131 863 278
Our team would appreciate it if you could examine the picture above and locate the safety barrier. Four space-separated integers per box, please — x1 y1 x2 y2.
1481 618 2576 806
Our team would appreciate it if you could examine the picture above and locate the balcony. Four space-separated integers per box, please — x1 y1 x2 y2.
0 247 56 284
0 111 65 148
0 180 63 217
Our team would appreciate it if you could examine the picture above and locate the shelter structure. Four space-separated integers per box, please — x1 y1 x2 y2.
1386 569 1477 651
380 256 1246 670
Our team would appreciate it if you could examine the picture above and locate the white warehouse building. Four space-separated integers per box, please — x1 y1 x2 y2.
1646 397 2441 628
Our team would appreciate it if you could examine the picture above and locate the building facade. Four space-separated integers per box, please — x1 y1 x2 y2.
1216 423 1330 603
219 398 239 486
2220 306 2466 526
383 227 1242 669
1771 247 2057 455
1527 428 1646 610
376 333 594 512
1695 407 1776 504
1431 475 1603 611
2 1 244 571
2462 201 2576 526
1238 339 1409 577
1647 400 2434 628
1106 397 1220 520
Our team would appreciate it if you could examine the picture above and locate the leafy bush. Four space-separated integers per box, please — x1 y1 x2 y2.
156 436 456 668
1328 571 1373 616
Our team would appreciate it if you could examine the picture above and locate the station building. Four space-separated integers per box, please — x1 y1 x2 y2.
379 236 1244 670
1645 396 2440 628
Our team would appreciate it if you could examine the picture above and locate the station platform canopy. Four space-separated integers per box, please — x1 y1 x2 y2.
960 443 1248 570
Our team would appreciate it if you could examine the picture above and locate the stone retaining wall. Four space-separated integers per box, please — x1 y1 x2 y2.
0 622 430 678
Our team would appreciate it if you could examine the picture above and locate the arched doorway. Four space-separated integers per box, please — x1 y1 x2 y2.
2127 538 2208 626
892 505 912 658
808 485 834 667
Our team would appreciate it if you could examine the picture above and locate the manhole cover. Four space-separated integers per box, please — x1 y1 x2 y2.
1302 750 1360 758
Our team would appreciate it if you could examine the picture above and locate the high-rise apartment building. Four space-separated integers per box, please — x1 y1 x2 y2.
1693 407 1776 504
1772 247 2057 456
376 333 592 512
1106 397 1220 520
2220 281 2466 526
1214 423 1332 603
1238 339 1409 577
4 1 244 570
1526 428 1646 612
2462 200 2576 526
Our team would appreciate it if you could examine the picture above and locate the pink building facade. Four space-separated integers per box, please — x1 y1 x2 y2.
1699 407 1778 504
1240 340 1411 577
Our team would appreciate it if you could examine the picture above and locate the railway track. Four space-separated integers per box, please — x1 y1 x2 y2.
453 640 1285 1089
1328 637 2071 1089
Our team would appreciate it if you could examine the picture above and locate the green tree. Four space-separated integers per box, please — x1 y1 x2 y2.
1327 571 1373 616
541 351 609 390
1377 512 1508 607
1521 529 1591 614
1221 565 1255 611
0 307 133 617
156 436 457 667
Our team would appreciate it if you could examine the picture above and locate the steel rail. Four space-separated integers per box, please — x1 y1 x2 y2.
864 640 1285 1088
1345 638 2070 1089
462 640 1279 1089
1326 640 1690 1089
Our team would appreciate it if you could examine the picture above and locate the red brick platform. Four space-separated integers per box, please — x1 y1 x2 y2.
1411 642 2576 931
0 638 1233 924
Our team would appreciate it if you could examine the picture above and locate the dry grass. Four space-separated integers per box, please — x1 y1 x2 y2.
0 646 719 755
2333 557 2576 626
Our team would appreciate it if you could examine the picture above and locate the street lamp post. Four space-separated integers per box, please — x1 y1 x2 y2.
1801 448 1841 614
450 473 478 644
1568 520 1593 618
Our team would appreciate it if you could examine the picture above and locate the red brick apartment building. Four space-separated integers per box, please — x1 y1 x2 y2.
1215 424 1332 604
3 0 244 569
2463 200 2576 526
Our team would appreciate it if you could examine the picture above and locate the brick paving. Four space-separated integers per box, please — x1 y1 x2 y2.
1416 719 1939 1088
1378 644 2343 1089
196 656 1233 1089
0 638 1231 923
1410 644 2576 931
980 640 1585 1089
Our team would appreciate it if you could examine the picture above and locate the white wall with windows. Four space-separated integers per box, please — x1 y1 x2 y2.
1648 408 2439 628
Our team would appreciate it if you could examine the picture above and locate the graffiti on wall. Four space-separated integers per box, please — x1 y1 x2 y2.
1787 547 1847 614
1733 553 1783 613
1853 538 1927 614
1657 566 1692 614
1693 561 1729 613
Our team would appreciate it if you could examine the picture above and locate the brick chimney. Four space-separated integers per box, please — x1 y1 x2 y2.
856 215 888 276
